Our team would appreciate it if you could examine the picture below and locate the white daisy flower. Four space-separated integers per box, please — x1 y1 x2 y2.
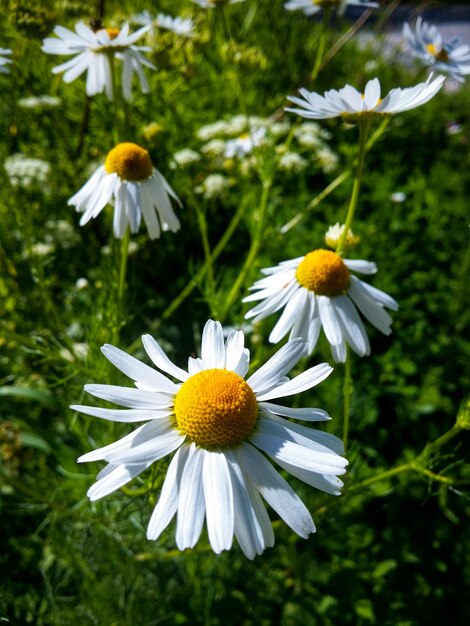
243 249 398 363
134 10 195 38
192 0 246 8
286 74 445 122
403 17 470 82
68 142 181 240
0 48 12 74
284 0 378 17
72 319 347 559
224 128 267 158
324 223 359 249
42 22 155 100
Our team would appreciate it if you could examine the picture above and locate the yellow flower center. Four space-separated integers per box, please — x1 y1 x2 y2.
426 43 449 63
105 28 120 40
174 369 258 448
296 249 350 296
104 143 153 181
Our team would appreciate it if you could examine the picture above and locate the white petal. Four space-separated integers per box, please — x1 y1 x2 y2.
256 362 333 401
247 338 306 394
83 384 172 408
344 259 377 274
78 421 160 463
259 402 331 422
235 444 315 538
70 404 171 422
318 296 342 346
142 334 189 381
259 414 344 455
224 330 245 371
106 424 185 465
275 458 344 496
200 320 225 368
202 450 234 553
333 295 370 356
269 288 308 343
176 443 205 549
87 461 151 501
147 445 188 540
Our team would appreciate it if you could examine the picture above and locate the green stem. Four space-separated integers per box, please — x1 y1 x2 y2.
422 424 463 457
342 349 353 453
336 120 371 255
219 177 272 322
311 8 330 83
345 463 413 493
117 227 130 301
194 202 216 297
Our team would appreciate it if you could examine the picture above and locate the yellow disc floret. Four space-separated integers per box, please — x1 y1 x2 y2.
105 28 120 40
105 143 153 181
296 249 350 297
174 369 258 448
426 43 449 63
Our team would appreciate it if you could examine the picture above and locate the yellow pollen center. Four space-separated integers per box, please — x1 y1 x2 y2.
296 249 350 296
174 369 258 448
104 28 120 40
104 143 153 181
426 43 449 63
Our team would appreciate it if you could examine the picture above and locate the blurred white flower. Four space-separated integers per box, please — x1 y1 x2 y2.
42 23 155 100
295 122 330 148
0 48 12 74
134 10 195 38
390 191 407 203
171 148 201 168
196 174 230 199
69 142 181 239
18 95 62 109
324 223 359 249
192 0 246 8
76 278 89 290
197 120 231 141
4 153 51 190
317 146 339 173
284 0 378 17
278 151 308 173
403 17 470 82
201 139 226 156
286 75 445 121
224 128 266 158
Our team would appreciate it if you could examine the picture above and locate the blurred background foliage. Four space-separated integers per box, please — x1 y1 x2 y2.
0 0 469 624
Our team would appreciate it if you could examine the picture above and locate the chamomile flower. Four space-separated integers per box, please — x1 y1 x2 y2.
286 75 445 122
324 223 359 249
244 250 398 363
68 142 181 240
134 10 195 38
0 48 12 74
224 128 267 158
403 17 470 82
73 320 347 559
284 0 378 17
42 22 155 100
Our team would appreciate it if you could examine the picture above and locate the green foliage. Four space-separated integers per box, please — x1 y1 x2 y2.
0 0 469 624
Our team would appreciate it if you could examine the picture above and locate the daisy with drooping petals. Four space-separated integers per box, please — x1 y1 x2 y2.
403 17 470 82
284 0 378 17
243 249 398 363
68 142 181 239
286 74 445 121
134 11 195 38
72 320 347 559
0 48 12 74
42 23 155 100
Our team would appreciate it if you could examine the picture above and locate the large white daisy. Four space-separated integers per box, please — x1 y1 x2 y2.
72 320 347 559
284 0 378 17
68 142 181 240
403 17 470 82
286 74 445 121
0 48 12 74
243 249 398 363
42 22 155 100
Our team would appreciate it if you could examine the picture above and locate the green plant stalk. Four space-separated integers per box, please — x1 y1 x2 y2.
311 8 330 82
336 120 371 255
117 227 130 302
281 118 389 234
194 202 216 298
342 349 353 453
220 177 273 322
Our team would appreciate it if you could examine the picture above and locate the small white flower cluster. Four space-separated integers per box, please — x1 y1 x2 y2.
195 173 232 199
170 148 201 168
4 153 51 191
18 95 62 110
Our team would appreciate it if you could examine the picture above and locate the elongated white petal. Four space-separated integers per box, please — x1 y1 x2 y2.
147 445 188 540
83 384 172 408
176 444 205 549
224 330 245 371
259 402 331 421
106 425 184 465
236 444 315 538
70 404 171 422
318 296 342 346
256 362 333 401
142 334 189 381
247 338 306 394
78 421 160 463
259 414 344 455
201 320 225 368
275 457 344 495
202 450 234 553
88 461 151 500
333 295 370 356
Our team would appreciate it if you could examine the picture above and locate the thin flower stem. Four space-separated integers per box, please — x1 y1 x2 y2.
219 177 273 322
344 463 413 493
118 227 130 302
311 8 330 83
342 349 353 453
194 202 216 297
336 120 371 255
422 424 463 456
280 118 389 234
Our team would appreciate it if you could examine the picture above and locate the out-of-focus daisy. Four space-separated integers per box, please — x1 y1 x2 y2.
195 173 231 199
192 0 246 8
224 128 266 158
286 75 445 122
284 0 378 17
134 10 195 38
244 249 398 363
0 48 12 74
68 142 181 240
73 320 346 558
42 22 154 100
403 17 470 82
324 223 359 249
